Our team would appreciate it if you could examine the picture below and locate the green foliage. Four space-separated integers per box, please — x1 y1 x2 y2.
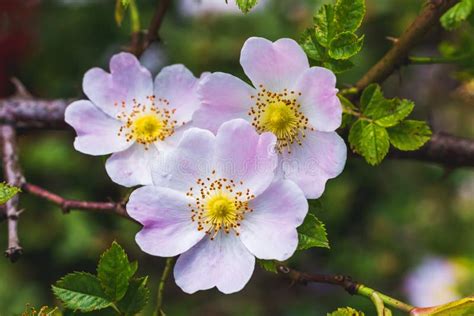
297 213 329 250
334 0 365 33
52 272 112 312
115 0 140 32
300 0 365 73
328 32 364 60
411 296 474 315
347 84 431 165
97 242 137 301
116 278 149 315
327 307 365 316
360 85 414 127
436 28 474 78
52 242 149 315
235 0 258 13
115 0 126 26
0 182 20 205
440 0 473 30
257 259 278 273
349 120 390 166
387 120 432 151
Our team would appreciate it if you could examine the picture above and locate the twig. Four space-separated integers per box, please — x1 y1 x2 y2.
276 264 414 313
355 0 459 92
388 132 474 168
131 0 172 57
0 97 70 129
155 257 175 316
22 182 133 222
0 125 25 262
408 55 467 64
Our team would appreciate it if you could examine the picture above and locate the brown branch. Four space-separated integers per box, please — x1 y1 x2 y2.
0 125 25 262
276 264 415 313
131 0 172 57
389 132 474 167
355 0 459 92
0 97 69 129
276 264 358 294
22 183 134 222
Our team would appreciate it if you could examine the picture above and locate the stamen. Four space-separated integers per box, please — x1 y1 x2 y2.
187 170 253 239
115 96 180 148
248 86 313 153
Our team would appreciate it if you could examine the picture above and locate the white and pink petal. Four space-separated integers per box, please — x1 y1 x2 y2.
280 130 347 199
65 100 131 156
214 119 278 196
240 37 309 92
174 233 255 294
154 64 200 123
83 52 153 117
240 180 307 260
105 143 157 187
193 72 255 133
151 128 216 191
295 67 342 132
127 186 204 257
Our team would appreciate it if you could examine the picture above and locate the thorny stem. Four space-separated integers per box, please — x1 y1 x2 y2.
22 182 133 222
357 285 414 313
355 0 460 92
276 264 414 314
155 257 175 316
131 0 172 57
0 124 24 262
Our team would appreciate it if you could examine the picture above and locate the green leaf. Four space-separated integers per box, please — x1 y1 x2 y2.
338 94 358 112
334 0 365 33
117 277 149 315
0 182 20 205
115 0 126 26
349 120 390 165
440 0 473 30
329 32 364 60
236 0 258 13
359 83 380 111
323 59 354 73
410 296 474 315
52 272 112 312
257 259 278 273
300 29 326 61
373 99 414 127
387 120 432 151
297 213 329 250
360 84 415 127
327 306 365 316
314 4 336 47
97 242 136 301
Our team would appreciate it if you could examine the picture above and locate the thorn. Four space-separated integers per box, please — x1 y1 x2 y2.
10 77 33 100
385 36 399 44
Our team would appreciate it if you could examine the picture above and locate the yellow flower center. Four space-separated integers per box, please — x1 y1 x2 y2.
205 193 239 231
131 114 164 144
116 95 180 148
248 86 313 154
261 100 298 141
187 170 255 240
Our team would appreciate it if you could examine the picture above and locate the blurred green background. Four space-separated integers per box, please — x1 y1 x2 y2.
1 0 473 315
